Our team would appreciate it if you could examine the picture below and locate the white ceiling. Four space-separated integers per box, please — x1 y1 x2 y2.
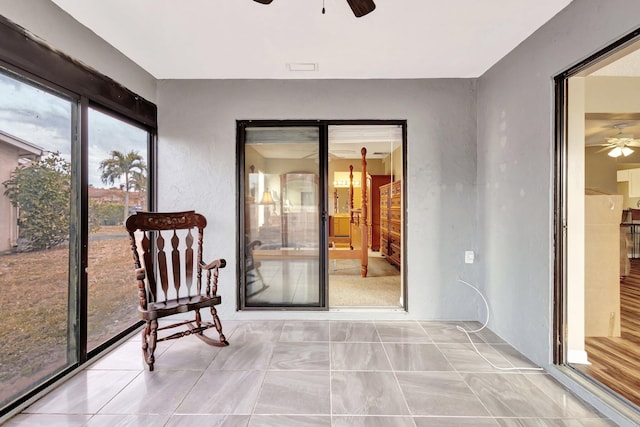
49 0 572 80
44 0 640 154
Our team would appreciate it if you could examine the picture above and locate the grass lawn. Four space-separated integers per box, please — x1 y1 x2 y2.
0 226 137 406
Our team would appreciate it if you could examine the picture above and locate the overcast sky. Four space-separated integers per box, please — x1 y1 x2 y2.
0 71 147 188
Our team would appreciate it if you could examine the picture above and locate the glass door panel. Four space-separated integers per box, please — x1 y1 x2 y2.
87 108 149 351
0 69 73 408
243 126 321 306
561 36 640 407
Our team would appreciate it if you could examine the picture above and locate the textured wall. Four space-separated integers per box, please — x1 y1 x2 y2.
157 78 479 320
477 0 640 385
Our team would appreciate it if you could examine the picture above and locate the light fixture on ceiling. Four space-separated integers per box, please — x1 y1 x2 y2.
608 146 634 157
604 124 640 157
586 123 640 157
333 171 361 188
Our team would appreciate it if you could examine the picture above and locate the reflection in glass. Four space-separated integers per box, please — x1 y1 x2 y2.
87 108 148 351
0 70 72 408
243 127 321 306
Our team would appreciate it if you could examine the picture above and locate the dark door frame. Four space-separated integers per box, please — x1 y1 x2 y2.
236 119 407 311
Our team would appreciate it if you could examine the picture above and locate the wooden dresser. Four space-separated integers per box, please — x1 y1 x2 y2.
367 174 391 251
379 180 401 268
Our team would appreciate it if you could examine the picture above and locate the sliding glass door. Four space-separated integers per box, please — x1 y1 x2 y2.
241 125 323 307
556 31 640 409
0 69 74 409
238 121 406 310
86 107 149 352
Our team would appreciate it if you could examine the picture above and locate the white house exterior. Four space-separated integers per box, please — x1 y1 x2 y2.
0 130 43 253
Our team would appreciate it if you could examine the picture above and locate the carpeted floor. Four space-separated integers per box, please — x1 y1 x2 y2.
329 255 401 307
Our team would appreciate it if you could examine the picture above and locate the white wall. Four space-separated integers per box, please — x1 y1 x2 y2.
0 0 156 102
157 78 480 321
477 0 640 423
586 76 640 113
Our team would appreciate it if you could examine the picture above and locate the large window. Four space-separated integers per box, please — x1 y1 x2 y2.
0 16 156 416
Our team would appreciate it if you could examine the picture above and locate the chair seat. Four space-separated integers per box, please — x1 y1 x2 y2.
140 295 222 320
127 210 228 370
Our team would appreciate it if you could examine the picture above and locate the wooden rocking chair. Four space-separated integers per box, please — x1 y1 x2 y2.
126 210 229 371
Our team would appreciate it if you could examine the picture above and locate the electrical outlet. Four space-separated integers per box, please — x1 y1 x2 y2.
465 251 475 264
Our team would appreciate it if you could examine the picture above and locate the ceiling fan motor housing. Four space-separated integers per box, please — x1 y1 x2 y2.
253 0 376 17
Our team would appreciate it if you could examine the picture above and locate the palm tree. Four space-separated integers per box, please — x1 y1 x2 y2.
129 170 148 210
99 150 146 223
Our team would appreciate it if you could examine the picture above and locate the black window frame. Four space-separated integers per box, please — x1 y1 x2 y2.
553 25 640 365
0 14 157 417
236 119 408 311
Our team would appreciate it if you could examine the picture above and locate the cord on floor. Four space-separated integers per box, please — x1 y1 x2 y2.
457 278 543 371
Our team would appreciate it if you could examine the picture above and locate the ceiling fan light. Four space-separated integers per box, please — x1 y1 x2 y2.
608 147 623 157
622 147 634 156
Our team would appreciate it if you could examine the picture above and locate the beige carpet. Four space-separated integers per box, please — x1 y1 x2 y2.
329 255 401 307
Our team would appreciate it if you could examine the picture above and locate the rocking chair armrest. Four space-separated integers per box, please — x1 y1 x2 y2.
200 258 227 270
135 267 146 281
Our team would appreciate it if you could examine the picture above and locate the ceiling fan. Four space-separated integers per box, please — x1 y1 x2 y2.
253 0 376 18
590 124 640 157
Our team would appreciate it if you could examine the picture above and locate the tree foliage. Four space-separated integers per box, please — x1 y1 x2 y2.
89 200 124 227
99 150 146 223
2 152 71 251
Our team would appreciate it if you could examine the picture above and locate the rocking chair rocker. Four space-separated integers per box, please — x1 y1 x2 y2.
126 210 229 371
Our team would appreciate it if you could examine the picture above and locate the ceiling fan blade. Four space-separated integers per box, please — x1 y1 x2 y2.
596 145 614 153
253 0 273 4
345 0 376 17
627 141 640 147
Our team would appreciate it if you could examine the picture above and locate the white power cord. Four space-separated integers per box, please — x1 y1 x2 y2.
456 278 543 371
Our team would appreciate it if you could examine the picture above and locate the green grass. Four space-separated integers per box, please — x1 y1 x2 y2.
0 226 137 406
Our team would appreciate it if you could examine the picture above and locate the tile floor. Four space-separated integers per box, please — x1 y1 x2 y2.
5 320 617 426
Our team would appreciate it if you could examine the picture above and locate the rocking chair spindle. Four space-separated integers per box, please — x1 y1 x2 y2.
126 210 229 371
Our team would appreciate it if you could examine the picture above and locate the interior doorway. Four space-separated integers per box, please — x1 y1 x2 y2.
327 125 403 308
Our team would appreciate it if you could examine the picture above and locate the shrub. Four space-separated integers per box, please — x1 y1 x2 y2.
3 152 70 251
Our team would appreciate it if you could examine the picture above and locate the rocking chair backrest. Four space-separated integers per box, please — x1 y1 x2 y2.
126 211 207 304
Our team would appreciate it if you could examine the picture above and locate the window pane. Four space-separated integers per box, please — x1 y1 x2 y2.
0 70 73 407
243 127 321 306
87 108 148 351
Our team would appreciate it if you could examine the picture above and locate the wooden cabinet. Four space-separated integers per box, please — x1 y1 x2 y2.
379 180 401 268
330 215 350 237
617 168 640 197
367 175 391 251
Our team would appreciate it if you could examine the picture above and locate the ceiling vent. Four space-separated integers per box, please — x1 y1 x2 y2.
287 63 318 72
